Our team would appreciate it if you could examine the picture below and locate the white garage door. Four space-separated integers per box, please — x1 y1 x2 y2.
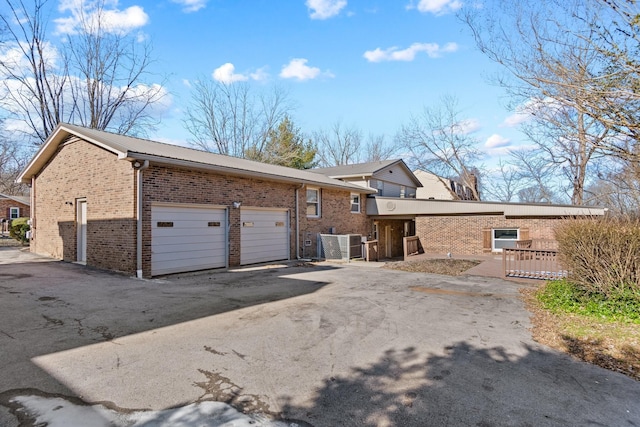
240 209 289 265
151 205 227 276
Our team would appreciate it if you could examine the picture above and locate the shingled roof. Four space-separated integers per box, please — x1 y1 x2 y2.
18 123 376 194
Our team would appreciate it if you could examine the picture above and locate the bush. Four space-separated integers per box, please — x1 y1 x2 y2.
9 217 30 244
555 217 640 300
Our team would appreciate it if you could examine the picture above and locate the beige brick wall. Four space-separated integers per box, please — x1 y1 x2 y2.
415 215 561 255
32 138 136 273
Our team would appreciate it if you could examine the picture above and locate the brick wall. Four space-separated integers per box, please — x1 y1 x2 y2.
298 187 371 259
32 138 136 273
0 200 30 220
415 215 562 255
141 166 370 276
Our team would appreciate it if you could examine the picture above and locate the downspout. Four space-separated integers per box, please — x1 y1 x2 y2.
296 184 303 259
134 160 149 278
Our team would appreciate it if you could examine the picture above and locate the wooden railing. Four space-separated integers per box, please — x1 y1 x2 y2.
403 236 423 259
516 239 558 250
503 248 566 280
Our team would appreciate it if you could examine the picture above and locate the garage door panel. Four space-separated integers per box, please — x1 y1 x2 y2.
153 240 225 254
151 206 227 275
240 209 289 265
152 248 227 262
152 233 225 246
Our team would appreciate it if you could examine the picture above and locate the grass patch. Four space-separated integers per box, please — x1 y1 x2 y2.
537 279 640 324
524 282 640 381
383 259 481 276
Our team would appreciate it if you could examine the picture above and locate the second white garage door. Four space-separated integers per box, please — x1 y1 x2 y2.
240 209 289 265
151 205 227 276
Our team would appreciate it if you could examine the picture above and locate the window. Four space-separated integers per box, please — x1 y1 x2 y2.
373 222 379 240
306 188 320 217
493 229 519 251
9 207 19 219
376 180 384 195
350 193 360 213
400 186 406 198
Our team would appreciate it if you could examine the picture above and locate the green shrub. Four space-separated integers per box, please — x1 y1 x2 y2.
9 217 30 244
555 217 640 300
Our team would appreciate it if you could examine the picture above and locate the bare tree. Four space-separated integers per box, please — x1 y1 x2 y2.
397 95 483 201
314 120 362 166
462 0 620 205
0 0 67 143
0 132 28 194
183 80 292 158
482 160 525 202
508 149 561 204
362 133 398 163
0 0 164 143
63 1 165 136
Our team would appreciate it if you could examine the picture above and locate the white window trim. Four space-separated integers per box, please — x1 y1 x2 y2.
350 193 361 213
492 228 519 252
306 187 321 218
9 207 20 219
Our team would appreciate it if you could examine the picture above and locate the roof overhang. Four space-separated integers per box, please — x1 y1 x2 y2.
367 197 607 217
122 153 377 194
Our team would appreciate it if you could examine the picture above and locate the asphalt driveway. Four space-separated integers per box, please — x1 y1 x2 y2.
0 247 639 426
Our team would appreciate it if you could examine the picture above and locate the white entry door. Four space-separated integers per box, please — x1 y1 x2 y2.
76 199 87 263
151 205 227 276
240 209 289 265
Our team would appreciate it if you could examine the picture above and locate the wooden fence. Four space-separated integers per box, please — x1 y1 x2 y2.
403 236 423 259
503 246 566 280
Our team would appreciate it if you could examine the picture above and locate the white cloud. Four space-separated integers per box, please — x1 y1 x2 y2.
171 0 207 13
55 1 149 35
212 63 249 83
279 58 333 81
501 97 565 127
453 118 481 135
211 63 269 84
249 67 270 82
407 0 463 15
306 0 347 19
364 42 458 62
485 134 511 149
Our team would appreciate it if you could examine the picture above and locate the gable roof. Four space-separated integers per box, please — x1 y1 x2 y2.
0 193 29 206
17 123 376 194
311 159 423 187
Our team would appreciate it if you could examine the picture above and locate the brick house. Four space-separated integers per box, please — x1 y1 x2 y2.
314 161 606 258
18 123 375 277
0 193 30 222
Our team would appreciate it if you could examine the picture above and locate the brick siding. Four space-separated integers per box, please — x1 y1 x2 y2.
31 138 137 273
141 166 371 276
31 138 372 277
0 200 30 220
415 215 562 255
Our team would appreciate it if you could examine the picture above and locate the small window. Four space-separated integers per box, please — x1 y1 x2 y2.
307 188 320 217
350 193 360 213
376 180 384 195
9 207 20 219
493 229 519 251
400 186 406 198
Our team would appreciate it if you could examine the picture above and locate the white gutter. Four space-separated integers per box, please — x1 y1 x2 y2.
134 160 149 278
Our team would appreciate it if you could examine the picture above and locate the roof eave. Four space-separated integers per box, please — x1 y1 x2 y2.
124 153 378 194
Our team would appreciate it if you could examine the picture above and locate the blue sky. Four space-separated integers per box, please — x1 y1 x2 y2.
39 0 527 162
